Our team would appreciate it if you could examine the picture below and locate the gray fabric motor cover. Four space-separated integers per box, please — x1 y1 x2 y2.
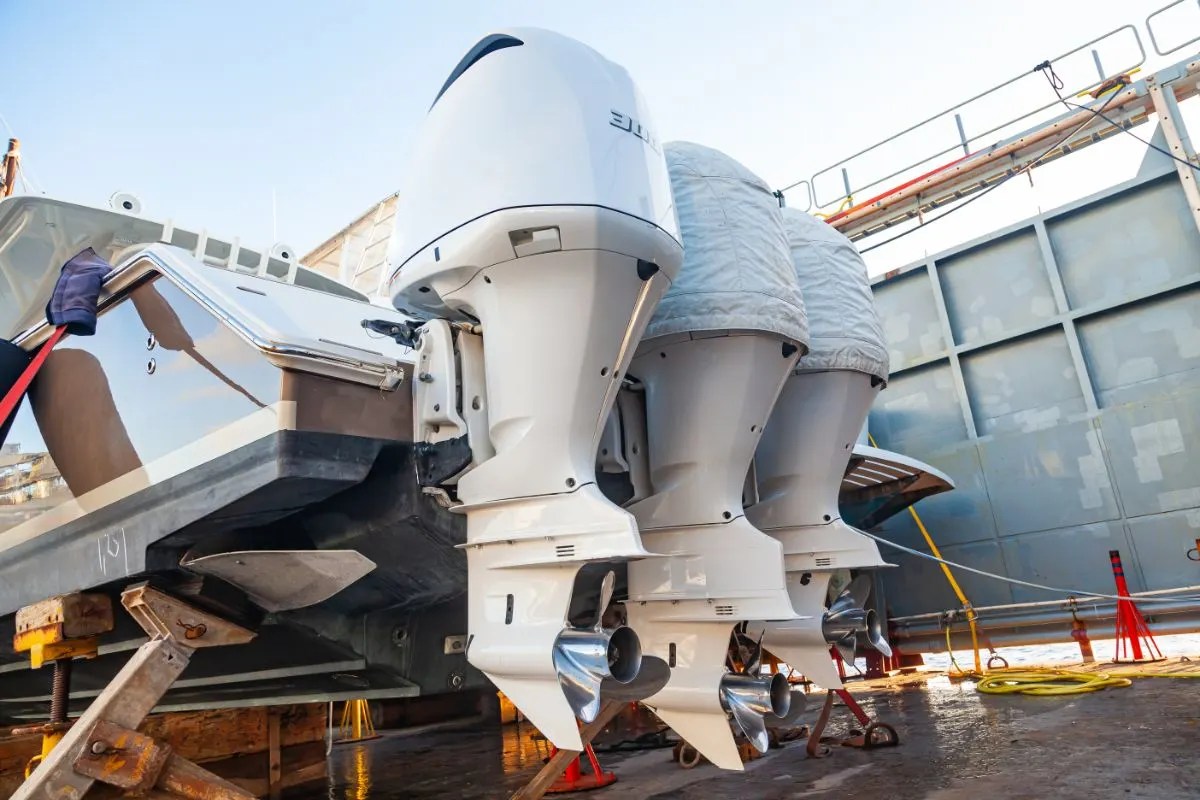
780 207 888 382
643 141 809 346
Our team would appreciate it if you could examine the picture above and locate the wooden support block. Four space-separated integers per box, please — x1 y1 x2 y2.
13 594 114 652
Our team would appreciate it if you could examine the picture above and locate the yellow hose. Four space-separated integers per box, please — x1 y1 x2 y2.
976 667 1200 696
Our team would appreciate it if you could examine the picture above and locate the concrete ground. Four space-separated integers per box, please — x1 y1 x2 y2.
312 665 1200 800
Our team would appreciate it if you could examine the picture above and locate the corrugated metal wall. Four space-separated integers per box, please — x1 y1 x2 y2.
869 166 1200 618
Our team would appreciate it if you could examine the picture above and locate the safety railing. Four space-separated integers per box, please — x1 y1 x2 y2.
795 24 1146 212
156 219 301 285
1148 0 1200 57
779 179 811 212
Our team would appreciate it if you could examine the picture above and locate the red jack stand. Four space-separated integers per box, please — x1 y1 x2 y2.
863 649 888 679
892 640 924 672
834 690 871 730
545 743 615 794
806 689 898 758
1108 550 1164 664
831 646 848 681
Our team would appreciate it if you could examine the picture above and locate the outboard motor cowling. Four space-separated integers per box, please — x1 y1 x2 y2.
389 28 682 752
745 207 893 690
621 142 808 771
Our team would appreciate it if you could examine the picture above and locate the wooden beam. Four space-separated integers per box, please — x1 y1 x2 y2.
509 702 623 800
267 711 282 800
198 741 328 796
138 705 326 764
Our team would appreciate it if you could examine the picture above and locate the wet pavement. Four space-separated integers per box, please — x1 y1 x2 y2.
308 668 1200 800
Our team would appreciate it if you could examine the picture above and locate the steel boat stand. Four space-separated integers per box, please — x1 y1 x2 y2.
11 583 261 800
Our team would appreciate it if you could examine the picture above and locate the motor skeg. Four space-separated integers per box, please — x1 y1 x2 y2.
747 206 893 690
389 29 682 752
623 141 807 771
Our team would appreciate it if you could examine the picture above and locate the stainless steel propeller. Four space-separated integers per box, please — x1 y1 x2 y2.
821 573 893 664
719 671 790 752
553 570 643 723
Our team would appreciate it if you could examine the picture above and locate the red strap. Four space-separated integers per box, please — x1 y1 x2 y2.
0 326 66 426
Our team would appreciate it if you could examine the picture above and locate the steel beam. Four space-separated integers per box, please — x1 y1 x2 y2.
1147 75 1200 235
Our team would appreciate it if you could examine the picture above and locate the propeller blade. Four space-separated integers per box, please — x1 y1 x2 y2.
596 570 616 629
864 608 893 657
827 589 858 616
767 689 809 728
822 606 866 644
870 632 893 659
720 672 790 754
743 630 765 675
846 573 873 609
600 655 670 702
553 625 642 722
834 632 857 666
729 699 772 753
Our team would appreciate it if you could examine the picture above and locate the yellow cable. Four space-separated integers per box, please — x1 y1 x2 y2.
813 195 856 220
868 432 984 674
976 667 1200 696
944 626 967 676
977 669 1131 695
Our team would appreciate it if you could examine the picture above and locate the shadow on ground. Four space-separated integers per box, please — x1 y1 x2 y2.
302 669 1200 800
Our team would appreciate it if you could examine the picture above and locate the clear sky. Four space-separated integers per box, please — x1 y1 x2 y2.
3 0 1195 275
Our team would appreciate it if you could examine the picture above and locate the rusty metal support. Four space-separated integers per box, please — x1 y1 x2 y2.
12 593 115 775
1068 598 1096 664
48 658 72 724
73 719 250 800
12 583 257 800
121 583 256 648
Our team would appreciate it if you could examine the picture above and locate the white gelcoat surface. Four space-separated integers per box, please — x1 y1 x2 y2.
387 26 679 300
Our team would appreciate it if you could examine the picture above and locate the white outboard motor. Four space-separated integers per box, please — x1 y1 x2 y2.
388 29 683 751
745 207 892 690
622 142 806 771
